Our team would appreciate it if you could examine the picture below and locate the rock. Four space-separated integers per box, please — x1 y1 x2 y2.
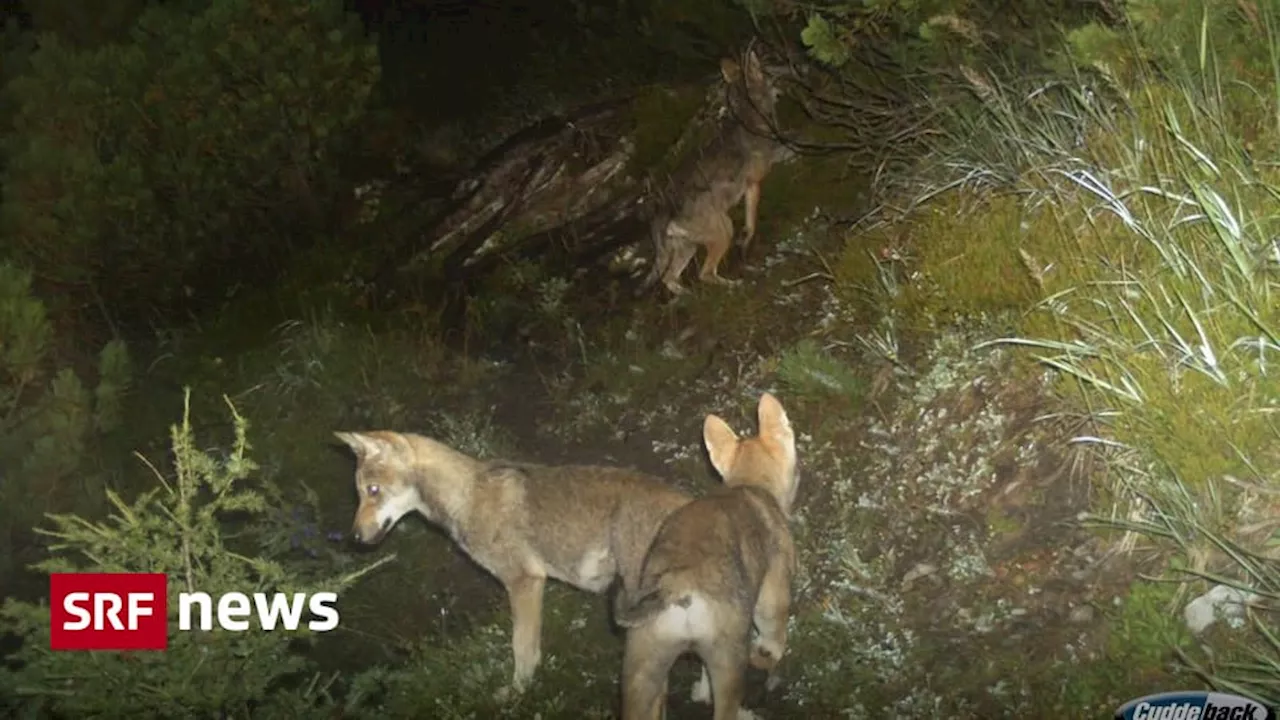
901 562 938 589
1183 584 1257 634
1067 604 1094 624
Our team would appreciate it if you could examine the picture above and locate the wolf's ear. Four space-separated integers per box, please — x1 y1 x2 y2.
334 431 381 460
720 57 741 83
703 414 741 481
744 47 763 77
756 393 795 461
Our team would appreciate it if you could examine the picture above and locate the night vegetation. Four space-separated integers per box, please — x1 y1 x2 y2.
0 0 1274 716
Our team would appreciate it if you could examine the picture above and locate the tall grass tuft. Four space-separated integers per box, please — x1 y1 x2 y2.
901 0 1280 703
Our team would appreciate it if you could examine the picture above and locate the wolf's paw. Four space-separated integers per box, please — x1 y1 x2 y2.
493 682 526 705
749 642 781 672
703 274 741 287
736 708 762 720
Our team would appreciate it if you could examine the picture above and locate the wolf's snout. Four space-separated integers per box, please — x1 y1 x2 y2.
352 518 389 545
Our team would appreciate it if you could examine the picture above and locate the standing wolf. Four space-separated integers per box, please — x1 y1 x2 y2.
332 430 696 699
639 46 787 297
614 393 800 720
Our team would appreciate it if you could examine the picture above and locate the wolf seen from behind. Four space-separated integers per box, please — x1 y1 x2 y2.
614 393 801 720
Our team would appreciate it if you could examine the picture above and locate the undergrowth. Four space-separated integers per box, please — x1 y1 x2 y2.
841 0 1280 706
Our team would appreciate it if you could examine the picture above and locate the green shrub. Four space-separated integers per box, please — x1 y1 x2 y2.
1069 0 1277 90
0 0 379 327
777 338 865 406
0 262 131 583
0 388 391 717
773 0 1101 71
23 0 147 49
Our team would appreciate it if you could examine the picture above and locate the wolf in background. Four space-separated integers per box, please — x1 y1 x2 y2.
614 393 800 720
638 45 790 297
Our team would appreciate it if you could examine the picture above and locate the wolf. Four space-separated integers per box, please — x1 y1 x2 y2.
614 392 800 720
639 46 787 297
331 430 696 699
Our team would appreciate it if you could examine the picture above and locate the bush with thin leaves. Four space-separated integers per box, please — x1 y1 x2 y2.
0 388 393 717
893 0 1280 706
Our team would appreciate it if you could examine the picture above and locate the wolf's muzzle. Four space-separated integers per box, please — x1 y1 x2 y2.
352 517 391 545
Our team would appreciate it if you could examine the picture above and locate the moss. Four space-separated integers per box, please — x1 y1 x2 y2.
680 280 779 352
760 152 872 234
832 222 901 330
894 191 1043 327
985 506 1024 540
1044 580 1195 713
1109 363 1275 490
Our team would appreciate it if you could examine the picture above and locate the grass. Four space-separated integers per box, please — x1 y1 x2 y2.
875 5 1280 708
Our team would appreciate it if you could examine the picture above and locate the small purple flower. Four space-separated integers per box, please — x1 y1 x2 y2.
326 531 344 542
289 533 301 549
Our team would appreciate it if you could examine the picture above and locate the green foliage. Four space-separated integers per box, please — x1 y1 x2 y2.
802 13 852 68
345 625 522 718
1051 580 1198 711
1069 0 1277 89
0 388 391 717
0 262 131 580
638 0 759 61
791 0 991 69
344 590 624 719
24 0 148 48
1106 581 1194 668
779 0 1103 74
0 0 380 325
903 0 1280 701
627 83 709 179
777 338 865 405
900 192 1044 327
0 18 35 148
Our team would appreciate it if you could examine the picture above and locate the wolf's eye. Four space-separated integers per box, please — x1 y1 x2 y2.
367 484 379 496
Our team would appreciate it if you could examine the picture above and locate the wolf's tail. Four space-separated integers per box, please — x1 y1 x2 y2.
635 205 670 298
613 580 672 628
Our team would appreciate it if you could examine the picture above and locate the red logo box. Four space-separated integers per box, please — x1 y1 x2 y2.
49 573 169 651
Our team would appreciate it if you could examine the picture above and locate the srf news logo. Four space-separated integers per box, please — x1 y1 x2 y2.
49 573 339 651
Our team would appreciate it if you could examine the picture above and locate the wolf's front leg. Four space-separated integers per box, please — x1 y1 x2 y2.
496 572 547 701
